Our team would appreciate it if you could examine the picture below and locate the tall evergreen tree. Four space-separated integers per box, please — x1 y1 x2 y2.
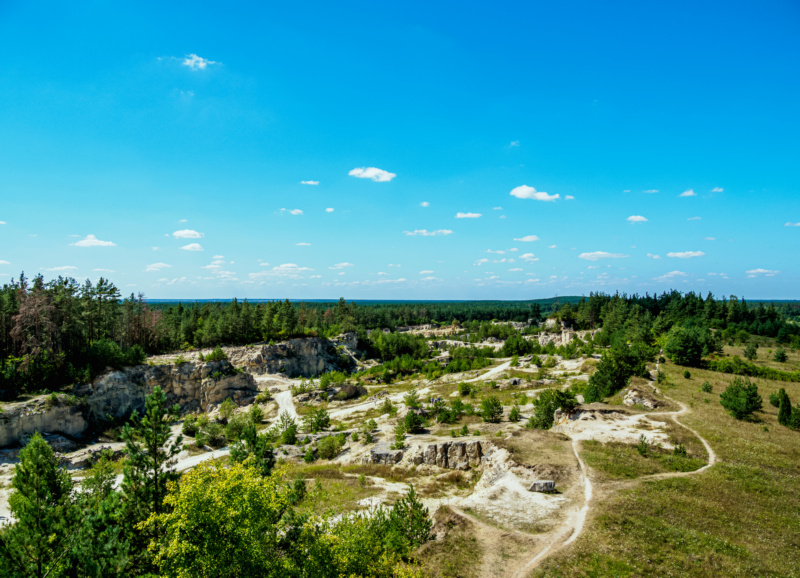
778 389 792 426
0 432 79 578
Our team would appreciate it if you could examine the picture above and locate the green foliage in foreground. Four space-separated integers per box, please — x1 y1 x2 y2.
145 461 428 577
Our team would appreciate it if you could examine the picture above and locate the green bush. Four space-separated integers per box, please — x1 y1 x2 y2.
527 389 578 429
219 398 236 423
673 443 687 457
509 405 521 422
719 377 763 420
769 390 782 407
204 422 226 448
664 326 705 367
249 403 264 424
204 346 228 362
225 414 248 442
700 381 713 393
458 382 472 396
480 396 503 423
774 348 788 363
403 410 426 434
182 415 198 437
777 389 792 426
683 370 691 379
317 435 345 460
303 408 330 433
744 342 758 361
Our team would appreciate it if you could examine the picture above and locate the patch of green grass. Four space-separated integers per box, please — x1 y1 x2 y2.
580 440 706 481
415 506 482 578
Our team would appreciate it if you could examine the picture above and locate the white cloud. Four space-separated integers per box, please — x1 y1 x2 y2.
711 187 724 193
509 268 523 272
746 268 779 277
279 208 303 215
510 185 559 202
647 253 662 259
687 217 702 221
377 272 388 276
785 222 800 227
643 189 659 193
181 243 204 251
486 249 505 254
520 253 539 262
565 195 575 200
525 278 541 283
300 180 319 185
703 237 716 241
509 140 520 147
578 251 629 261
182 54 218 70
46 265 78 272
627 215 648 223
456 212 482 219
178 219 187 223
403 229 453 236
680 189 696 197
420 201 430 207
146 263 171 272
0 221 6 225
249 263 312 279
349 167 396 182
296 242 311 246
71 234 116 247
419 270 434 274
655 271 687 282
0 260 9 265
473 258 489 266
258 262 270 267
329 263 354 270
172 229 203 239
213 254 224 259
92 268 115 272
514 235 539 242
548 245 557 249
309 275 322 279
667 251 705 259
493 206 502 210
325 208 334 213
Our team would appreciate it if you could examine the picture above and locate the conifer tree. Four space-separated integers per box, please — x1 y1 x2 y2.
0 432 78 578
778 389 792 426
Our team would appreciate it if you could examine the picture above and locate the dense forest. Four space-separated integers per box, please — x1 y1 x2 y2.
1 271 799 399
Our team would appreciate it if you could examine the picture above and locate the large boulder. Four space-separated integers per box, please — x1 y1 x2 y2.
370 444 404 465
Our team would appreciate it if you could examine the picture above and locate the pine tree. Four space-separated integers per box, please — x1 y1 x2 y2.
120 386 183 573
0 432 78 578
778 389 792 426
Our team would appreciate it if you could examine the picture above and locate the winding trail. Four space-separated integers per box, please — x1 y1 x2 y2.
508 380 717 577
274 390 298 420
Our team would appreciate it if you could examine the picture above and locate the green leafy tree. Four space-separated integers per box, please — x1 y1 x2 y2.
0 432 79 578
719 377 763 420
303 407 330 433
384 484 432 557
480 396 504 423
527 389 578 429
120 386 183 573
744 342 758 361
664 326 704 366
403 389 421 409
774 348 788 363
403 409 426 433
219 398 236 422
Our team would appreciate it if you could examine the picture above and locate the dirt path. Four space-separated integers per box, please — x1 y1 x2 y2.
274 390 298 420
514 382 718 576
463 361 512 384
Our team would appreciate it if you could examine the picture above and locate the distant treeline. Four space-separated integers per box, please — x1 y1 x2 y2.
1 272 799 399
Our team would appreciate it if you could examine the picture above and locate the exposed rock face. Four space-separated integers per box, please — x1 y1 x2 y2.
622 388 659 410
529 480 556 492
75 360 258 420
226 338 346 377
412 440 483 470
0 398 87 448
370 444 404 465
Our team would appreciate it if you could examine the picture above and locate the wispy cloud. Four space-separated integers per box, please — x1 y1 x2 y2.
746 268 779 277
647 253 662 259
329 263 354 270
655 270 687 282
46 265 78 272
249 263 312 279
687 217 702 221
181 243 204 251
456 212 482 219
667 251 704 259
627 215 648 223
92 268 115 273
325 208 334 213
703 237 716 241
296 242 311 246
0 260 10 265
146 263 171 272
509 140 520 147
403 229 453 236
182 54 218 70
300 180 319 185
711 187 724 193
514 235 539 242
510 185 559 202
578 251 629 261
172 229 203 239
520 253 539 262
420 201 430 207
280 208 303 215
71 234 116 247
643 189 659 193
509 267 523 272
565 195 575 200
680 189 696 197
785 222 800 227
349 167 396 182
419 270 434 274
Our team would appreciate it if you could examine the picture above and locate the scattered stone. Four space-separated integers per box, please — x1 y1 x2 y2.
529 480 556 493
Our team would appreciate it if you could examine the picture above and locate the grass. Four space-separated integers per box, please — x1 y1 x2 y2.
416 506 482 578
580 440 707 481
531 361 800 577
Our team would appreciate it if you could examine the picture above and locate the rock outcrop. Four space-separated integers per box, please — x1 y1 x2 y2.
0 398 87 448
408 440 483 470
529 480 556 492
226 338 348 377
622 388 659 410
370 444 404 465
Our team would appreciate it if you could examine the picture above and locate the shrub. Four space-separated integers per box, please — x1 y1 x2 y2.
700 381 713 393
683 370 691 379
480 396 503 423
527 389 578 429
205 346 228 362
658 356 666 364
458 382 472 396
769 391 782 408
774 348 788 363
182 415 198 437
744 342 758 361
379 398 396 416
317 435 345 460
351 431 359 442
510 355 519 367
219 398 236 423
664 326 705 366
636 435 648 456
460 424 469 436
194 429 208 447
777 389 792 426
303 447 316 463
404 410 426 434
719 377 763 420
303 408 330 433
249 404 264 424
392 421 406 449
204 423 226 448
225 414 248 442
255 392 270 404
403 389 421 409
509 405 521 422
673 443 687 457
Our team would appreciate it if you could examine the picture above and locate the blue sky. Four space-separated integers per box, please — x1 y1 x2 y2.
1 1 799 299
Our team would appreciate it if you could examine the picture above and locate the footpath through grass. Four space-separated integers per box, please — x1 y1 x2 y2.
532 362 800 577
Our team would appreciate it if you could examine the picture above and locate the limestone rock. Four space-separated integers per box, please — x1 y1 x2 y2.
529 480 556 492
370 444 404 465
